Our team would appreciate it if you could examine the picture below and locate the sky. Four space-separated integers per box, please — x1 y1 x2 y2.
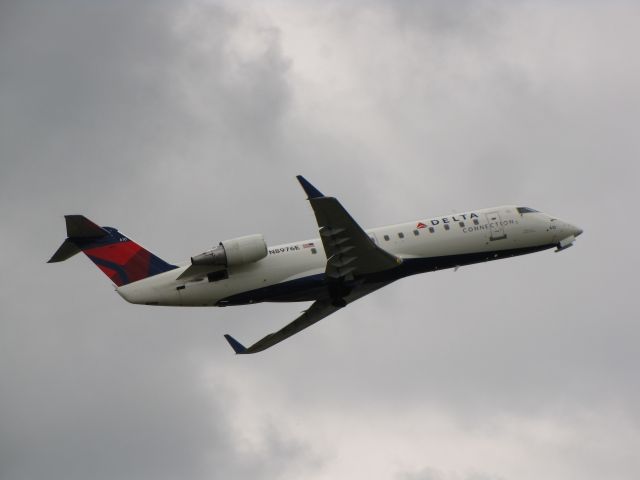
1 1 639 479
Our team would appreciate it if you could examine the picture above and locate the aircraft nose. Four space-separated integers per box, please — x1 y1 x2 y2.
571 225 583 237
553 218 583 240
554 221 583 251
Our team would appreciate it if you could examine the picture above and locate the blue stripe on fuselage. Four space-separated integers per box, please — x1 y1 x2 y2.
217 244 556 306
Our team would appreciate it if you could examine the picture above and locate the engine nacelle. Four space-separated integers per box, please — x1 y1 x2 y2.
191 234 268 268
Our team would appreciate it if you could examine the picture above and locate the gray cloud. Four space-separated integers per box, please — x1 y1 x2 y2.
0 2 308 480
1 1 639 479
397 466 502 480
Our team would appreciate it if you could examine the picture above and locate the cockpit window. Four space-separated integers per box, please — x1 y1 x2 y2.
517 207 539 214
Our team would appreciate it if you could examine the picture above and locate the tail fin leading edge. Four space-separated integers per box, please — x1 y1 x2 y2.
48 215 177 286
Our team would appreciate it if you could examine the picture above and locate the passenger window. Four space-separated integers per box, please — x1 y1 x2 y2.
413 230 419 236
429 227 435 233
311 248 317 254
459 222 465 227
384 235 390 241
473 219 479 225
444 224 450 231
398 232 404 239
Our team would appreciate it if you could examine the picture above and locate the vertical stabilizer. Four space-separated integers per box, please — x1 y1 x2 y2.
48 215 177 286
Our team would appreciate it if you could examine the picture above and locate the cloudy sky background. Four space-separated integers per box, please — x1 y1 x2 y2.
1 1 639 479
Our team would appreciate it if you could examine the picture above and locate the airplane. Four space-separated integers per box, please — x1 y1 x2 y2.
49 175 582 354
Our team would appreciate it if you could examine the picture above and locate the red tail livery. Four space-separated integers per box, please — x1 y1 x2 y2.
48 215 176 286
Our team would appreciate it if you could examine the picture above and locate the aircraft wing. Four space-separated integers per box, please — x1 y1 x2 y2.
224 283 387 354
296 175 402 279
224 299 341 354
223 176 401 354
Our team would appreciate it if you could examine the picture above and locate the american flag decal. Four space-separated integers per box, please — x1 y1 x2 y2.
303 242 315 248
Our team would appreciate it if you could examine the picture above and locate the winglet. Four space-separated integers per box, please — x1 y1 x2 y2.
224 334 248 354
296 175 324 199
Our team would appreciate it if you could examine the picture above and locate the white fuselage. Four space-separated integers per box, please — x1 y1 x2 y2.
116 206 580 307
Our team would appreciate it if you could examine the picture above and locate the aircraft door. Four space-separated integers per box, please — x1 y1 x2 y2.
485 211 507 241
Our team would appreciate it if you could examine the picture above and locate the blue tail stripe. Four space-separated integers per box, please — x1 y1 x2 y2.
89 256 130 285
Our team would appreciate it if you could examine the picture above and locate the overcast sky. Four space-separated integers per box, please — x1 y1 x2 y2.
1 1 639 479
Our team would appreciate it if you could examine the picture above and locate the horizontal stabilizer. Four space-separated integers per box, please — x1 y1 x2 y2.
64 215 109 238
49 214 177 285
224 334 248 354
47 238 81 263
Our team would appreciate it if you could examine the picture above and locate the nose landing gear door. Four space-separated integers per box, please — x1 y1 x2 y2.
485 211 507 241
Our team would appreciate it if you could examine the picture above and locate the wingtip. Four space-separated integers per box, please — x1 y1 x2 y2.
296 175 324 199
224 334 248 354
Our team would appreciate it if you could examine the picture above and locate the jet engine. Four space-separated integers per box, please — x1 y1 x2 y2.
191 234 268 268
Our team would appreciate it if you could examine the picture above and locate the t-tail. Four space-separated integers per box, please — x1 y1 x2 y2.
48 215 177 286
